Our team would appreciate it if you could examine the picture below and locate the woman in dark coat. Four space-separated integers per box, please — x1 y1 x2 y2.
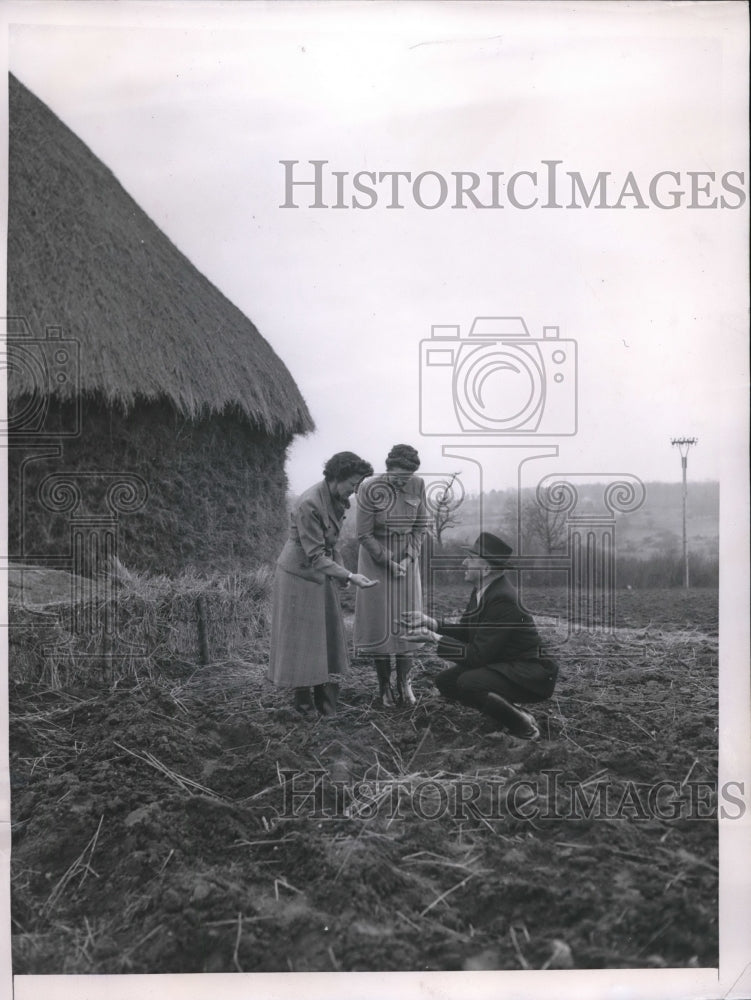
268 451 377 716
354 444 428 706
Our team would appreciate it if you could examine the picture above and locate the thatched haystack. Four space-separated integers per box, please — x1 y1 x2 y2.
6 73 313 574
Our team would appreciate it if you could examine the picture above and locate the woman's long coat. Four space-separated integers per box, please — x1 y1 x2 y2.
268 480 351 688
354 473 428 655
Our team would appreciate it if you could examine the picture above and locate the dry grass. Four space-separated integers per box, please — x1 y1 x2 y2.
7 564 273 688
42 815 104 917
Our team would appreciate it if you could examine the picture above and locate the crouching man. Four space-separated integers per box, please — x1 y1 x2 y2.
402 533 558 741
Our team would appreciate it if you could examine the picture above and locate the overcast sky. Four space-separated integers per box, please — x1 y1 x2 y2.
2 2 748 504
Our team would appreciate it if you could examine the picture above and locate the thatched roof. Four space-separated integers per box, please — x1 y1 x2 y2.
7 74 314 436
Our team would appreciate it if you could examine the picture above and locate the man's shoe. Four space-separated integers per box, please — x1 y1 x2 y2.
483 692 540 741
513 708 541 742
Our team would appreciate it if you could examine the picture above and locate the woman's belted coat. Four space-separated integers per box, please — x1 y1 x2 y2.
353 473 428 655
268 480 352 689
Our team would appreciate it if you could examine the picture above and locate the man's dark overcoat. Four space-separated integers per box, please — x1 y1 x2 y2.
436 574 558 698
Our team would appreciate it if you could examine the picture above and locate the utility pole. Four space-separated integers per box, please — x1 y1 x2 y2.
670 437 698 588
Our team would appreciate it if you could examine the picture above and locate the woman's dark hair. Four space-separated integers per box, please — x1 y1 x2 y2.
385 443 420 472
323 451 374 483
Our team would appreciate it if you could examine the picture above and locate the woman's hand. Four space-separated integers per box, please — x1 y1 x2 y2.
350 573 379 589
401 611 438 631
389 559 407 578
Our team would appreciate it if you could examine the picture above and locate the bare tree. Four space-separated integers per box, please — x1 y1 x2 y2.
522 488 568 554
433 500 461 549
430 472 463 549
500 488 568 555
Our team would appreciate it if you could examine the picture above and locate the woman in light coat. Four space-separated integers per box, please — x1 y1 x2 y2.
354 444 428 706
268 451 377 716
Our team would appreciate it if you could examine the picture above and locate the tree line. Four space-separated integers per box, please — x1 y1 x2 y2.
291 480 718 589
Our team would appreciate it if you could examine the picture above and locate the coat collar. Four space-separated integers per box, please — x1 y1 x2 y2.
314 479 345 526
475 572 507 607
370 471 416 495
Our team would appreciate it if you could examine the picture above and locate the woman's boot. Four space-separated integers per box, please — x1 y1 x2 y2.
313 683 338 717
374 657 396 707
395 655 416 705
293 687 314 716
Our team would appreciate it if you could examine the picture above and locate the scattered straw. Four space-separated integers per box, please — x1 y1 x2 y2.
406 725 432 771
232 913 244 973
158 849 174 875
113 741 223 799
679 758 699 790
509 925 530 969
395 909 421 932
369 721 404 772
274 877 302 896
419 872 476 917
42 814 104 916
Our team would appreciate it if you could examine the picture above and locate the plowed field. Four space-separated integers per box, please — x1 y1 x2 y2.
10 587 719 973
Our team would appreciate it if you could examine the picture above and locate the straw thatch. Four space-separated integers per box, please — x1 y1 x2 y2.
6 74 314 574
7 73 314 436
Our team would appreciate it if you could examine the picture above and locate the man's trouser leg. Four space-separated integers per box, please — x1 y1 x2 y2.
455 667 540 739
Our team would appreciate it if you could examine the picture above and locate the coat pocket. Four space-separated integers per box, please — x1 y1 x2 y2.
323 525 340 549
276 541 326 585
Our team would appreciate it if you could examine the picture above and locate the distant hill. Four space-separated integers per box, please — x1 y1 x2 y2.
440 481 719 560
287 481 719 561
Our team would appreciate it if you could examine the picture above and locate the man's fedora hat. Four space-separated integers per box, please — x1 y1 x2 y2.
462 532 513 567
